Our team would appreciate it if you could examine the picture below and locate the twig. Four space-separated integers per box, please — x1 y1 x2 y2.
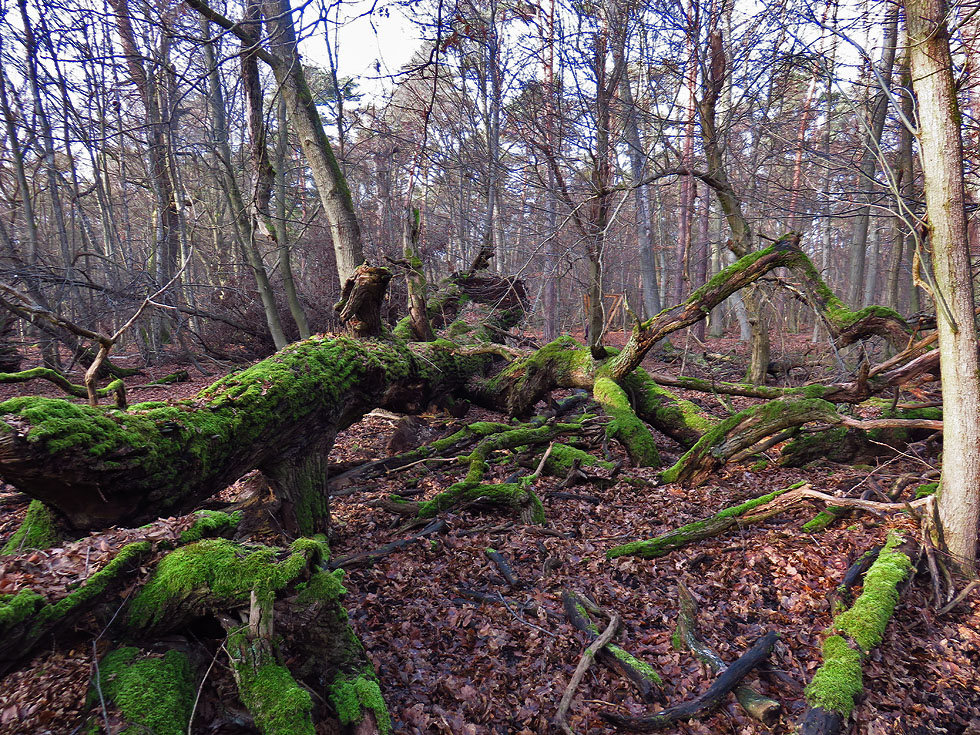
496 592 555 638
554 613 621 735
938 579 979 615
188 643 223 735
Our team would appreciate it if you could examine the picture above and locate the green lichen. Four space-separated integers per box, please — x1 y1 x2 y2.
804 635 863 717
128 538 322 628
329 669 392 735
832 532 912 651
1 499 62 554
179 510 242 545
93 647 193 735
593 377 660 467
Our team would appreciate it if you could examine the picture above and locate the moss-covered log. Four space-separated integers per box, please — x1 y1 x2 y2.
0 336 489 533
661 399 842 486
593 376 661 466
799 532 914 734
606 483 806 559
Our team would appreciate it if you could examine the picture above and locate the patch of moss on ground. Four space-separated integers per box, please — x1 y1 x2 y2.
0 588 44 629
914 482 938 499
93 647 193 735
1 499 61 554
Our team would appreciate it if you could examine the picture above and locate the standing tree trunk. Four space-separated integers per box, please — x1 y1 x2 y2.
906 0 980 574
846 5 899 307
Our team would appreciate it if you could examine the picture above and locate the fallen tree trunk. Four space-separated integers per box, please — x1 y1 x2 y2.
799 532 914 735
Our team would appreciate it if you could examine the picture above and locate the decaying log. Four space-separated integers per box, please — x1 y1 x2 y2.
675 583 781 725
799 532 914 735
561 590 663 704
601 631 780 731
0 541 150 676
607 483 808 560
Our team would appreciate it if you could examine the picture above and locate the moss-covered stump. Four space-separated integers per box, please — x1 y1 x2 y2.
1 498 63 554
799 532 914 734
661 399 841 486
593 377 661 467
89 647 195 735
0 541 150 676
607 483 805 559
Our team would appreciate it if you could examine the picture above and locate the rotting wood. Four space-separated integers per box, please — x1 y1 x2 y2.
675 583 781 725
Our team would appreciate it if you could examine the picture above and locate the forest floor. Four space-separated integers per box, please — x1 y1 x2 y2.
0 335 978 735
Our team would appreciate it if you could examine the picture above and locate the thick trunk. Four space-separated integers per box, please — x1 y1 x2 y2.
907 0 980 574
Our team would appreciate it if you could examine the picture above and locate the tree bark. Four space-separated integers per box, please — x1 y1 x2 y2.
906 0 980 575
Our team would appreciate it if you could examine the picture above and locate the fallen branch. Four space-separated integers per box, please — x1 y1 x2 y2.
600 631 780 731
561 590 662 704
799 532 914 735
554 612 620 735
328 520 447 569
676 584 781 725
607 483 808 560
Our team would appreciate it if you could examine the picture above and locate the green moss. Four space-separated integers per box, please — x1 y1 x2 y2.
832 532 912 651
543 443 614 475
608 644 662 684
624 369 715 446
802 509 843 533
593 377 660 467
93 647 193 735
804 635 863 717
295 569 347 606
914 482 938 499
606 483 803 559
179 510 242 544
128 538 321 627
329 669 392 735
236 659 314 735
1 499 62 554
0 588 44 629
